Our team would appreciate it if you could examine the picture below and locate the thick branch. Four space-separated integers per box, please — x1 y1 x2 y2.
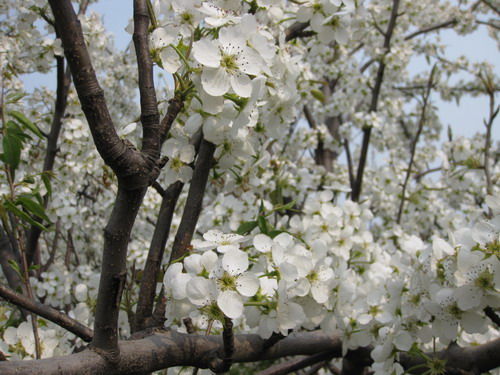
133 0 160 158
0 284 93 342
47 0 146 183
168 139 215 263
92 186 147 361
0 331 498 375
399 339 500 374
257 351 337 375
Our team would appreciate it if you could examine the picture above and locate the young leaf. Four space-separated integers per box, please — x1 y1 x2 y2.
17 196 51 223
8 259 23 279
2 131 22 169
236 221 258 235
41 171 54 198
9 110 43 138
257 215 268 235
5 92 26 104
4 200 48 231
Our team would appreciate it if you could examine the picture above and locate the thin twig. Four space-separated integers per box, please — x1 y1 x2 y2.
0 284 93 342
404 19 457 40
397 65 436 223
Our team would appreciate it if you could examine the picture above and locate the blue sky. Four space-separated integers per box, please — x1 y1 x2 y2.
23 1 499 142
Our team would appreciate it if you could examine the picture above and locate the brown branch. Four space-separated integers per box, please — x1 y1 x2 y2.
0 330 495 375
0 225 23 292
25 32 73 267
351 0 401 202
134 181 184 332
404 19 457 40
92 186 147 361
133 0 161 158
0 331 343 374
480 0 500 16
160 96 184 145
399 339 500 374
0 284 93 342
484 306 500 327
48 0 150 186
285 22 312 42
480 74 499 197
168 139 215 263
215 317 234 373
476 19 500 31
257 352 337 375
397 65 436 223
340 345 374 375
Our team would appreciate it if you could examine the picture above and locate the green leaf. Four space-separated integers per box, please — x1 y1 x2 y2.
8 259 22 279
270 187 283 206
16 196 51 223
41 171 53 198
2 131 22 169
310 89 326 104
28 264 41 272
257 215 268 235
9 110 43 138
268 230 284 239
5 92 26 104
4 200 48 231
269 200 296 215
236 221 258 235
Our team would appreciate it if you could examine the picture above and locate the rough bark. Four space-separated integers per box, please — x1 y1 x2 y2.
0 331 497 375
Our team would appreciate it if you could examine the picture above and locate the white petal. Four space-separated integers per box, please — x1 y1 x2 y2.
186 277 216 306
461 311 486 333
236 272 260 296
433 238 454 257
253 234 273 253
193 39 220 67
394 331 412 351
230 73 252 98
202 67 231 96
217 290 243 319
222 249 249 274
160 47 181 74
311 282 329 304
172 273 191 300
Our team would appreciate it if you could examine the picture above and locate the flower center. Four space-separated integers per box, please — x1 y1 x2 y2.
474 269 495 292
218 271 237 291
221 53 238 73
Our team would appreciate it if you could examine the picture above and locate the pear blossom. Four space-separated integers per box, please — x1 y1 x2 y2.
192 27 265 97
193 229 246 253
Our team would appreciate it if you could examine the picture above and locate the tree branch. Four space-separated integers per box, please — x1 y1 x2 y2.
0 331 497 375
92 186 147 361
257 351 337 375
0 284 93 342
48 0 151 187
351 0 400 202
404 19 457 40
397 65 436 223
133 0 161 158
134 181 183 332
285 22 314 42
168 139 215 263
